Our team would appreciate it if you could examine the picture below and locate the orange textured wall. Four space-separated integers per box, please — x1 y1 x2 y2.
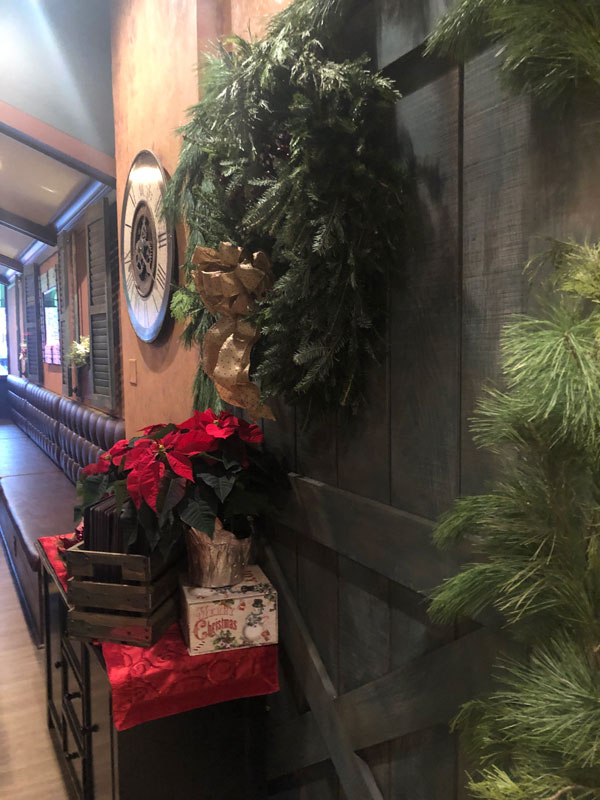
230 0 291 38
110 0 290 436
39 252 63 395
111 0 221 437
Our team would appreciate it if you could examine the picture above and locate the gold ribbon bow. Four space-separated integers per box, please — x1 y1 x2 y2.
192 242 275 422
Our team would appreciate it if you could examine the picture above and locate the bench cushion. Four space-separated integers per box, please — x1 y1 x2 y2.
0 419 28 440
0 471 77 569
0 429 63 478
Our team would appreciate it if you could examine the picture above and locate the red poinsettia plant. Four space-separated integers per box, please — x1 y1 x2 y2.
76 409 286 556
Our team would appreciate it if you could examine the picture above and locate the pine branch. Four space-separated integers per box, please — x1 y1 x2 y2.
163 0 406 416
426 0 600 106
430 251 600 800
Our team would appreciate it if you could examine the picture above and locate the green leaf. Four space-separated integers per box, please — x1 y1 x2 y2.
196 471 237 502
158 476 187 527
109 479 130 517
120 501 140 553
178 495 217 536
76 473 109 512
147 423 178 441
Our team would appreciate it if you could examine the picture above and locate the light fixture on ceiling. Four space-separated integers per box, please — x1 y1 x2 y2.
40 185 56 193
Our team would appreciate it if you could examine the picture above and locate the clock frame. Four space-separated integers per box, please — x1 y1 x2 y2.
120 150 175 343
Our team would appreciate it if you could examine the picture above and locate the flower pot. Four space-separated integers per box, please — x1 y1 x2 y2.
185 519 251 588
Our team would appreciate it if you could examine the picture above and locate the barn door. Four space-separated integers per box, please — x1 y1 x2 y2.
259 0 597 797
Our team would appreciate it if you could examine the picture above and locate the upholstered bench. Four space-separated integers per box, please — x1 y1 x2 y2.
0 375 124 644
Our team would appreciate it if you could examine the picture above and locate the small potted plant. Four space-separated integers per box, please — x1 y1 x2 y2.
77 409 287 587
67 336 90 400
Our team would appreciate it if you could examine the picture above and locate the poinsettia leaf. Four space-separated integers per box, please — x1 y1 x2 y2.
146 423 177 441
140 461 165 512
120 502 140 553
76 473 109 519
178 495 217 535
158 476 187 527
196 471 237 502
221 436 247 467
157 515 183 561
223 484 272 518
166 451 194 481
108 479 129 517
221 453 243 471
137 502 160 552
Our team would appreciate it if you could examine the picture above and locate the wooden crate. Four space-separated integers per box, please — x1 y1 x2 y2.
65 543 183 647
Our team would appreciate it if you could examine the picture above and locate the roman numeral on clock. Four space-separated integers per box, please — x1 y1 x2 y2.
156 263 167 291
158 230 168 249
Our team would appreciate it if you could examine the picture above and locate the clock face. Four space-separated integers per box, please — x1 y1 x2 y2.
120 150 175 342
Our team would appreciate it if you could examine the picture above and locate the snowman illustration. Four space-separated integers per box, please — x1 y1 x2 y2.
242 599 266 644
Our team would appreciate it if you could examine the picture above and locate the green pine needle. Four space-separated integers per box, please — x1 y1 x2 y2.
164 0 407 415
430 240 600 800
426 0 600 106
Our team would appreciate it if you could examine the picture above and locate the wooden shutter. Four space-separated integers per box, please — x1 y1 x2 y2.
23 262 42 384
57 231 73 395
86 196 120 413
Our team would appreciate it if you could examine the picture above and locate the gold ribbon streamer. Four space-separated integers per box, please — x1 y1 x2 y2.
192 242 275 422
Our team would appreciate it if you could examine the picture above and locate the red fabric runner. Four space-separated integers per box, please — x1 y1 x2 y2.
39 536 279 731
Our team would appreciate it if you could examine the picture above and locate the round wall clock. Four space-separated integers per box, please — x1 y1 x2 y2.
120 149 175 342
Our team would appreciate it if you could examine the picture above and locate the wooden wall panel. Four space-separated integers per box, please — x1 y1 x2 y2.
296 415 337 485
337 360 390 504
261 13 589 800
339 558 391 797
461 51 532 495
375 0 452 69
390 71 461 520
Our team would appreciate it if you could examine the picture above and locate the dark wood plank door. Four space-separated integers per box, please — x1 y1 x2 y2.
263 5 600 799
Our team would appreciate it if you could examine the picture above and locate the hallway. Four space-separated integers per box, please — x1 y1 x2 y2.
0 533 70 799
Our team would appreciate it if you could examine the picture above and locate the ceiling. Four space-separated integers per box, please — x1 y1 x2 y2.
0 0 116 283
0 133 89 225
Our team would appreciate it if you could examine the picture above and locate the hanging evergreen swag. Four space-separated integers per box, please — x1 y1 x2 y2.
427 0 600 106
164 0 406 416
430 243 600 800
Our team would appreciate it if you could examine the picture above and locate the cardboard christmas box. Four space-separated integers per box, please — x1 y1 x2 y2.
180 565 278 656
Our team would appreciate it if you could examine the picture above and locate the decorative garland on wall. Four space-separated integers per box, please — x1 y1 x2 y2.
427 0 600 105
431 243 600 800
165 0 407 417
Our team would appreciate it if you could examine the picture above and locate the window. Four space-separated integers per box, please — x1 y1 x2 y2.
0 284 7 375
43 285 60 365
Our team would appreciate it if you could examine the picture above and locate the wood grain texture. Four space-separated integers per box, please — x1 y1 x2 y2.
337 360 390 505
339 559 391 798
390 70 461 520
279 476 459 594
263 397 297 475
461 50 533 495
0 541 71 800
268 628 501 779
296 414 337 485
265 545 382 800
375 0 452 69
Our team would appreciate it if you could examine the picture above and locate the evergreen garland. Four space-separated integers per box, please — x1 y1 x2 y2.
164 0 407 416
430 243 600 800
426 0 600 106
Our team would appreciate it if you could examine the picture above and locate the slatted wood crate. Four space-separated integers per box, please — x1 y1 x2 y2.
65 543 183 647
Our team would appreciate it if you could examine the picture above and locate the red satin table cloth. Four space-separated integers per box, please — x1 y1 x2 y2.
39 535 279 731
